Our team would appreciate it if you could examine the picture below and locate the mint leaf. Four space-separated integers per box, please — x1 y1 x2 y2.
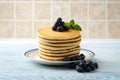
64 22 71 28
74 24 82 31
64 19 82 31
70 19 75 26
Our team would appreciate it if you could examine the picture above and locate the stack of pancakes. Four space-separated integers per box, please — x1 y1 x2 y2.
36 27 81 61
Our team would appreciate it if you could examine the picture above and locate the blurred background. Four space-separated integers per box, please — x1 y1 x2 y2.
0 0 120 39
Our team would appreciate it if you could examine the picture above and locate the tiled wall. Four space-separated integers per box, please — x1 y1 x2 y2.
0 0 120 39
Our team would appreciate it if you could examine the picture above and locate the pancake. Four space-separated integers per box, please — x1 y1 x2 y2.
39 50 79 57
38 46 80 53
39 53 79 61
38 43 80 50
36 35 81 43
38 40 81 47
37 27 81 40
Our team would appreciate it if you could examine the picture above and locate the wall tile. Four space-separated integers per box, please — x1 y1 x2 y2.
71 0 88 2
53 0 70 2
16 0 32 1
88 21 106 38
52 3 61 20
53 3 70 21
34 21 51 37
76 21 87 39
61 4 70 20
89 0 106 3
89 3 106 20
34 0 51 1
35 3 51 19
71 3 87 20
34 21 51 29
108 3 120 20
1 0 14 1
16 3 33 19
108 0 120 2
0 21 14 38
0 2 14 19
16 21 33 38
108 21 120 39
53 0 62 2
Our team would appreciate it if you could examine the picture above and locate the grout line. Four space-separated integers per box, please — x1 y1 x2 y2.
0 1 120 3
87 0 89 39
0 19 14 21
0 19 50 21
60 1 62 18
34 1 120 4
105 0 108 39
0 19 120 21
13 0 16 38
50 0 53 26
0 1 33 3
32 0 35 38
69 0 71 20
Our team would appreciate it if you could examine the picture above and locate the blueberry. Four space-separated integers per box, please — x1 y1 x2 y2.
81 60 86 63
78 61 86 68
57 17 62 23
85 67 91 72
63 57 71 61
52 26 57 31
63 26 69 31
74 62 79 65
57 22 61 26
76 65 84 72
93 63 98 69
86 61 93 67
79 54 85 60
53 22 57 26
70 56 80 61
68 63 77 69
57 26 64 32
90 64 96 71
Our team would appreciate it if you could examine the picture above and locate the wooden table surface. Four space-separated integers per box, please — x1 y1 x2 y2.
0 39 120 80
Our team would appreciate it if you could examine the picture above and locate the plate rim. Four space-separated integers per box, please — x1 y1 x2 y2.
24 48 95 64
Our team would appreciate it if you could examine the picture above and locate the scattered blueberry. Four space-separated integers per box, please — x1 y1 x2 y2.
86 61 93 67
68 63 77 69
79 54 85 60
90 64 96 71
78 61 86 68
70 56 80 61
85 67 91 72
62 44 98 73
81 60 86 63
93 63 98 69
76 65 84 72
57 26 64 32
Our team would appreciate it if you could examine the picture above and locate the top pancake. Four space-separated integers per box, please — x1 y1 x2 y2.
37 27 81 40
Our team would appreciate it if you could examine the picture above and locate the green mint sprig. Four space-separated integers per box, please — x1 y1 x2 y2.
64 19 82 31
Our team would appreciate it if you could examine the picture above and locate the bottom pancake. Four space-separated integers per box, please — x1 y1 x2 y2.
39 50 79 57
38 53 79 61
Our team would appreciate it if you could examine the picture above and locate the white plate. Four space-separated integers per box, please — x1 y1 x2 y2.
24 48 95 65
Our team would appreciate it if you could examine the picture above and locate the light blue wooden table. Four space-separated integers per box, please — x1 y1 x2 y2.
0 39 120 80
